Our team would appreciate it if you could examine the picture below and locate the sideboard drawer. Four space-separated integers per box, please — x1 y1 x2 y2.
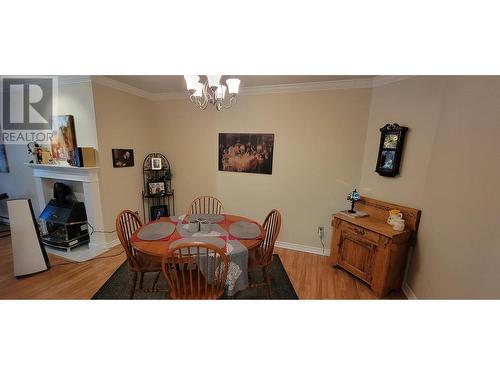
340 221 379 244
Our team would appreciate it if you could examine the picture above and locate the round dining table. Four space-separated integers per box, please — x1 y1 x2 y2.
131 214 265 259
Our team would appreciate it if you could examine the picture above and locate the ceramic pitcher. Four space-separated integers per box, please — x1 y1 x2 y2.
387 209 403 225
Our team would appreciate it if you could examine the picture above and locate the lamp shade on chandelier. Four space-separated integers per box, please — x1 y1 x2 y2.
184 75 240 111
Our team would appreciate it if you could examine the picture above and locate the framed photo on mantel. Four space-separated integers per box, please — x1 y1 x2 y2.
375 123 408 177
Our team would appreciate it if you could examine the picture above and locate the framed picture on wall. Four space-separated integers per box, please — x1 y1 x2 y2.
375 123 408 177
218 133 274 175
112 149 135 168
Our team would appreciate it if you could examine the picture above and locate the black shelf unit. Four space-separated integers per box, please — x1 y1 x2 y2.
141 153 175 223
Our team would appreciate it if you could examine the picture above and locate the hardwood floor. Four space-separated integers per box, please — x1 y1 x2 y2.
0 234 126 299
0 234 404 299
275 248 405 299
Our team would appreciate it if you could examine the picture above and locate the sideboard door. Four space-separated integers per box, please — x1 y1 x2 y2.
338 232 377 284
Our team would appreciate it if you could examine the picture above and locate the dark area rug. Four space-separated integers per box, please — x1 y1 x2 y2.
92 254 298 299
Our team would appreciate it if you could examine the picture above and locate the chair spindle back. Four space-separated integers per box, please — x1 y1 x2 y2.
259 209 282 265
188 196 224 215
116 210 143 269
161 242 228 299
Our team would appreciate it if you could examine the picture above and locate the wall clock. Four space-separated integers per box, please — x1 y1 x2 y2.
375 123 408 177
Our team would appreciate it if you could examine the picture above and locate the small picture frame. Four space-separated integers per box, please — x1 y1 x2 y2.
151 157 162 170
375 123 408 177
150 205 169 221
112 149 134 168
148 181 166 196
34 147 44 164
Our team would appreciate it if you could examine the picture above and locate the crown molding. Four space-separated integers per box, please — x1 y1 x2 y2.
372 75 415 87
239 77 375 95
150 91 189 101
85 75 415 101
90 76 152 99
58 75 91 85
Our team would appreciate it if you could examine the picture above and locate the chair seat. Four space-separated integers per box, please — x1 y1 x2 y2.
130 250 162 272
248 247 272 269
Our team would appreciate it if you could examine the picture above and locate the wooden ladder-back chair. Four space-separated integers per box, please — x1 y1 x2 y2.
188 196 224 215
247 209 282 298
161 242 228 299
115 210 162 299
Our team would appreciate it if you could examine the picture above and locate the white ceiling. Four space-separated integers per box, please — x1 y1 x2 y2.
105 75 377 94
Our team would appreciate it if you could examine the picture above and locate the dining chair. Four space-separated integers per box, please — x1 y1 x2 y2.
188 196 224 215
247 209 282 298
161 242 228 299
115 210 162 299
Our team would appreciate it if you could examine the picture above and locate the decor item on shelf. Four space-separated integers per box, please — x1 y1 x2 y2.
33 146 53 164
112 149 134 168
151 157 162 170
148 181 166 196
387 209 403 225
391 218 405 231
35 147 43 164
0 144 9 173
346 189 361 213
387 209 405 231
142 153 175 223
150 205 169 221
27 141 40 163
51 115 78 166
184 75 240 111
73 147 97 167
375 123 408 177
218 133 274 175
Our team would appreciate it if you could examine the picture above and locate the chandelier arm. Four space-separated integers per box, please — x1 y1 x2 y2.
199 97 209 110
220 95 236 109
203 81 215 105
187 78 239 110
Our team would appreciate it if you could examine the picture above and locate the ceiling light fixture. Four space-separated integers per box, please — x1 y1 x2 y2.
184 75 240 111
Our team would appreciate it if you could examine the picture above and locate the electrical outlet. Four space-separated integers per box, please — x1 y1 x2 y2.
317 226 324 240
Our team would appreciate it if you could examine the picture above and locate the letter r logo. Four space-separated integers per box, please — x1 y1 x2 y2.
2 78 53 130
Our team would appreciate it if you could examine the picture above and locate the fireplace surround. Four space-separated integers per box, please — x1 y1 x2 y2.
26 163 115 254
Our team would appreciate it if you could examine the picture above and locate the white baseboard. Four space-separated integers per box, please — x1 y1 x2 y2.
402 282 417 299
276 241 329 256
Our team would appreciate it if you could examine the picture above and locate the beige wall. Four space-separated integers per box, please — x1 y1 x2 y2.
359 76 500 298
0 81 98 218
152 99 217 216
91 82 155 239
153 89 372 250
359 76 447 207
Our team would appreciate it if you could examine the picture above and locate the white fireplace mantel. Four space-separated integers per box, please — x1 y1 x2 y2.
25 163 100 182
26 163 110 253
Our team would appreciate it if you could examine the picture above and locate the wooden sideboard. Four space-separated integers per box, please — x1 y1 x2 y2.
330 197 421 298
